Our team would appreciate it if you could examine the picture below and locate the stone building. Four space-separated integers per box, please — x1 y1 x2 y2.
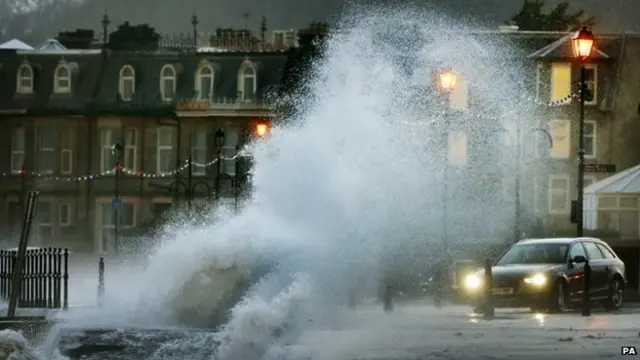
0 23 325 254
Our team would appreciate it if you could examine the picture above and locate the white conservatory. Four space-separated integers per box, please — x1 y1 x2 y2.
584 164 640 240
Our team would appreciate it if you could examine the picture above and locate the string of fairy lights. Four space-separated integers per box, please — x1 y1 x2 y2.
398 92 580 127
0 154 248 182
0 93 580 181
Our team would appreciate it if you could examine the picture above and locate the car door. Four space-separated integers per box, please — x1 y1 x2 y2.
566 242 588 300
582 241 609 298
595 243 618 284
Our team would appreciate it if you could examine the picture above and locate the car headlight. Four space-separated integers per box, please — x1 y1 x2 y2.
523 273 547 286
463 274 482 290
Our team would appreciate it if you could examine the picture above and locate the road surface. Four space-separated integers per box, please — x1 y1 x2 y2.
287 302 640 360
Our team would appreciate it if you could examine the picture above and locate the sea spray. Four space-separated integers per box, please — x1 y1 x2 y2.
0 330 41 360
215 273 313 360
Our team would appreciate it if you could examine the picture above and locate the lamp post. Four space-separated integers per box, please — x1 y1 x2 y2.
215 129 226 200
436 68 457 306
502 126 552 242
572 26 595 237
111 142 123 254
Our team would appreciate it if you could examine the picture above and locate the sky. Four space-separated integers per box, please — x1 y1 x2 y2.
5 0 639 45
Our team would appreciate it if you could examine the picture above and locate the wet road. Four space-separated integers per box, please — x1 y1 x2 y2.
289 302 640 360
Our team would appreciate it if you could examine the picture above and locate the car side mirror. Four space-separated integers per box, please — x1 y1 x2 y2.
572 255 587 264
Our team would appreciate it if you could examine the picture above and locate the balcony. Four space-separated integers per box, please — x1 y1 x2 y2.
175 99 275 118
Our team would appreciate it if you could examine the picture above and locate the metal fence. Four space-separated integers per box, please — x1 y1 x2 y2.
0 248 69 309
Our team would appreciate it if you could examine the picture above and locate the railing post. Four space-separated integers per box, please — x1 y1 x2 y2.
483 258 494 319
383 284 393 313
581 259 591 316
47 248 53 309
63 249 69 310
97 258 105 308
55 248 62 308
37 248 45 308
0 251 5 300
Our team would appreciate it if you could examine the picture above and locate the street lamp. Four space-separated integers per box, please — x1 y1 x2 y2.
111 142 123 254
255 120 270 138
215 129 226 199
436 68 457 307
572 26 594 237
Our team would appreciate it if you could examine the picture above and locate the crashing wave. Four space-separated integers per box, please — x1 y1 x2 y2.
0 329 41 360
215 273 313 360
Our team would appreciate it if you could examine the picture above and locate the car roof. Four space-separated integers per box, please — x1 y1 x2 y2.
516 237 605 245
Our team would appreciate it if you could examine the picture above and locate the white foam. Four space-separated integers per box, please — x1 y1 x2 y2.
54 7 543 360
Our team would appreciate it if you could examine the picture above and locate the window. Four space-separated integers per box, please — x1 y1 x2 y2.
100 128 121 172
119 65 135 101
53 64 71 93
196 64 214 101
7 201 21 238
36 201 53 244
550 62 571 104
10 127 25 174
222 130 239 175
549 120 570 158
60 128 73 174
534 62 544 101
239 62 256 100
448 130 467 166
16 64 33 94
548 174 570 214
597 196 639 239
99 201 136 253
59 202 71 226
157 128 174 172
583 242 604 260
583 64 597 105
191 129 208 176
532 179 544 214
596 243 616 259
37 125 56 174
584 120 596 158
449 77 468 110
124 128 138 171
569 243 587 260
160 65 176 101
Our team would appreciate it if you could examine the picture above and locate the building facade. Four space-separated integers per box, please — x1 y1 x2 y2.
0 26 319 254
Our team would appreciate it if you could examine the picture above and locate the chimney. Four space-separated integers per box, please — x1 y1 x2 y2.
56 29 95 49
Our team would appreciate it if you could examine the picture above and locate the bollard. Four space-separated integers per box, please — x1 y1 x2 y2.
483 258 494 318
383 285 393 313
97 258 105 308
347 290 356 309
581 259 591 316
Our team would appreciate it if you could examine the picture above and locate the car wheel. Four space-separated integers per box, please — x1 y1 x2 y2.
605 277 624 311
548 279 568 313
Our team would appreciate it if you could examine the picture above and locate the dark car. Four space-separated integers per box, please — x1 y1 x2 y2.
462 237 626 312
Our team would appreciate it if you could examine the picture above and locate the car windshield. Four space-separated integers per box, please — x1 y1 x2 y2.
496 243 569 265
55 328 219 360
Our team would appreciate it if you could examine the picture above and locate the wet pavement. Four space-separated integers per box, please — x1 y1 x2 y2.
34 302 640 360
289 302 640 360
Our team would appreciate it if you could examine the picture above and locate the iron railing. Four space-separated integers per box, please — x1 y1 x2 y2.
0 248 69 309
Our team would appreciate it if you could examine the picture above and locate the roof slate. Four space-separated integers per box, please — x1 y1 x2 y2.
0 49 290 115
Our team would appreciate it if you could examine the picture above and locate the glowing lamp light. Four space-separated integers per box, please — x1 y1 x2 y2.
463 274 481 291
255 121 270 138
438 70 457 93
572 26 595 60
523 273 547 287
